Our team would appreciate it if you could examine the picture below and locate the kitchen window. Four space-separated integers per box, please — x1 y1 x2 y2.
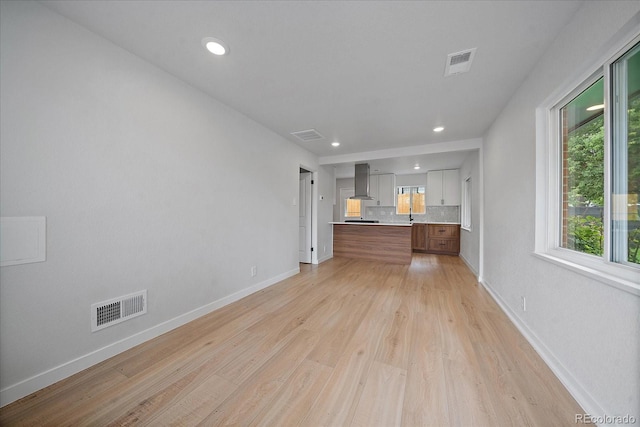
339 188 361 220
345 198 361 218
396 186 425 215
535 34 640 292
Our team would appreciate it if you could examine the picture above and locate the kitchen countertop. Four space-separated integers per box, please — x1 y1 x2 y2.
330 222 412 226
330 222 460 226
413 221 461 225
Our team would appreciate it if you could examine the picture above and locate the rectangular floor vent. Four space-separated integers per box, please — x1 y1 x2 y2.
91 290 147 332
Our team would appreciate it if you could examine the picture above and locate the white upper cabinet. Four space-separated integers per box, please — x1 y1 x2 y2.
443 169 460 205
426 169 460 206
364 174 396 207
426 171 443 206
377 174 396 206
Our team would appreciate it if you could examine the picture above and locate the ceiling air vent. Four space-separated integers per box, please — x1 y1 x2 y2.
291 129 324 142
444 48 477 76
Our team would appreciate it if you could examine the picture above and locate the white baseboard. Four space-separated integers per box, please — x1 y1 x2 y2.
479 278 605 421
316 253 333 264
0 267 300 407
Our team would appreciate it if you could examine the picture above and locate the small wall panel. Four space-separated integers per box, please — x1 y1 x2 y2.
1 217 46 267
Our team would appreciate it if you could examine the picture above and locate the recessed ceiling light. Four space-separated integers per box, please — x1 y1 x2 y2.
414 165 421 170
331 141 340 147
433 126 445 132
586 104 605 111
202 37 229 56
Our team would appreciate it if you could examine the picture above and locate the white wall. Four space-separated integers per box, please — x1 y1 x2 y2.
334 177 353 221
0 0 320 405
316 165 335 262
459 150 480 275
482 1 640 419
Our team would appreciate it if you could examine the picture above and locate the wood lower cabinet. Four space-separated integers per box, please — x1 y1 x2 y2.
427 237 459 253
411 223 427 251
412 223 460 255
426 224 460 255
411 223 460 255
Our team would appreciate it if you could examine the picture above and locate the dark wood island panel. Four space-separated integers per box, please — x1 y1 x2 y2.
332 224 412 264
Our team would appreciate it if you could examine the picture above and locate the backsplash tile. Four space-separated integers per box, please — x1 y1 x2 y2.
364 206 459 223
425 206 460 223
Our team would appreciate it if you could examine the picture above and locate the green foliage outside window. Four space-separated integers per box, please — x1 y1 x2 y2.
565 95 639 263
567 116 604 208
567 215 603 256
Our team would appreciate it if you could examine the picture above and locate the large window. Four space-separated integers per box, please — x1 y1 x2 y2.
536 35 639 290
396 186 425 215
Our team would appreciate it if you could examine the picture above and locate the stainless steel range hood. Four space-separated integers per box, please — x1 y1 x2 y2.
350 163 374 200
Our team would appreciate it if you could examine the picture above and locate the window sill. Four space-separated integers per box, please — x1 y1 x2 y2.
532 251 640 296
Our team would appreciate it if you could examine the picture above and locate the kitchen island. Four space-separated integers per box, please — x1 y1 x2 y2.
330 222 412 264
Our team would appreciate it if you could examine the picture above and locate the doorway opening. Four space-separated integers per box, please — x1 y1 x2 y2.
299 167 313 263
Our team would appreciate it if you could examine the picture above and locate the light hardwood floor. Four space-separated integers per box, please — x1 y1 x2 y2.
0 254 584 426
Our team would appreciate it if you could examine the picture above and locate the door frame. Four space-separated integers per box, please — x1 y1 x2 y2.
299 171 312 263
299 165 318 264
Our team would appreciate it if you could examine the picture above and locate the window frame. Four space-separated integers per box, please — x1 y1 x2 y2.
609 41 640 269
535 32 640 295
339 188 361 221
558 75 605 256
344 198 361 218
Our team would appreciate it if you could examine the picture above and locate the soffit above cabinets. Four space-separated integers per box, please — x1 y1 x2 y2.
332 151 474 179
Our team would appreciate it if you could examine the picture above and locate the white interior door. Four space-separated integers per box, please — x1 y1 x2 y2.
299 172 312 263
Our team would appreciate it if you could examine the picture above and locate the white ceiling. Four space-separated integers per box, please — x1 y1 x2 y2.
41 0 583 175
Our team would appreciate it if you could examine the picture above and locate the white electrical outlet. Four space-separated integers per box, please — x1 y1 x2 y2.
250 266 257 277
521 296 526 311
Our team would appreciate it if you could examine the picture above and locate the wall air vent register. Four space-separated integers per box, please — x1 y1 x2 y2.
91 290 147 332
